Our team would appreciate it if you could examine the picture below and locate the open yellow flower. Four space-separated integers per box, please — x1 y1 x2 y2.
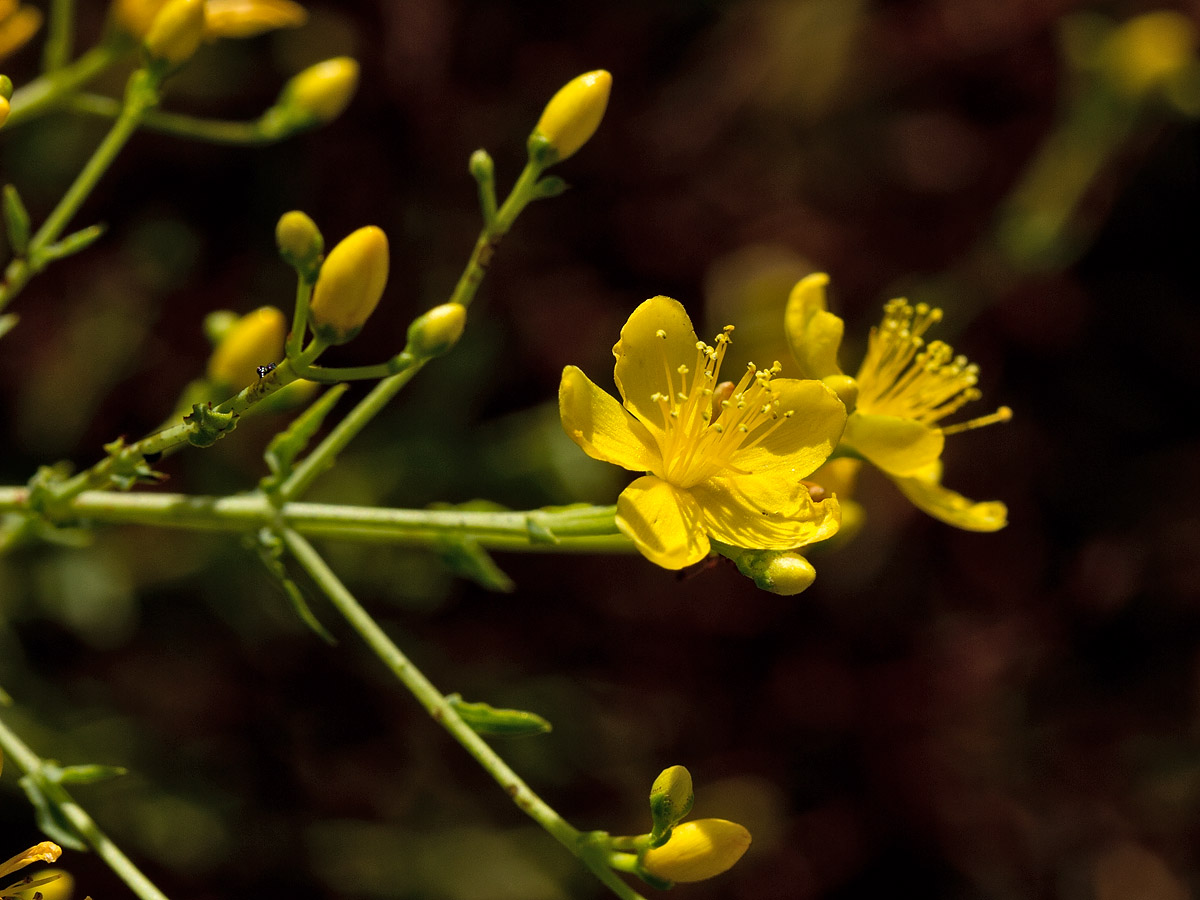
560 296 845 569
785 273 1009 531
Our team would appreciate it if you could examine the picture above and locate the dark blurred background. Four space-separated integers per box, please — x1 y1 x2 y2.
3 1 1200 899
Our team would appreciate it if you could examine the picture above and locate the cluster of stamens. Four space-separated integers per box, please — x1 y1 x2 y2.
855 299 1010 432
647 326 795 487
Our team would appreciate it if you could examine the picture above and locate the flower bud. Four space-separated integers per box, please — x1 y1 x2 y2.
309 225 389 344
207 306 286 387
406 303 466 358
275 210 324 278
112 0 169 39
144 0 206 65
641 819 751 884
530 69 611 164
1 75 13 101
0 5 44 59
0 96 9 129
278 57 359 125
1103 11 1196 97
727 547 817 595
649 765 694 841
203 0 307 39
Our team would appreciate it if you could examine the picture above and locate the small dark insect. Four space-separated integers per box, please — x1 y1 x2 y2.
256 363 278 378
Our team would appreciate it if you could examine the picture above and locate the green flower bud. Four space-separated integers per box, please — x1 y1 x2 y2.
640 819 752 884
0 75 13 102
309 225 389 344
732 548 817 596
530 70 611 164
275 210 324 279
649 765 694 842
406 303 466 358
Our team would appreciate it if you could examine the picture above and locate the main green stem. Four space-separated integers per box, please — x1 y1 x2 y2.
0 717 171 900
0 487 626 552
280 529 582 850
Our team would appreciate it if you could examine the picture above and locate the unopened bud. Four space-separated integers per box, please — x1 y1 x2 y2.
309 225 389 344
529 70 611 164
276 210 324 279
1 75 14 102
278 57 359 125
0 97 10 130
640 819 751 884
649 765 694 842
406 303 466 358
207 306 287 387
203 0 307 39
731 548 817 595
144 0 206 65
112 0 169 38
0 5 44 58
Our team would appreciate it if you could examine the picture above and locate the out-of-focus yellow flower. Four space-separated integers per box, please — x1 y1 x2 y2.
203 0 305 39
531 70 611 163
114 0 306 40
0 842 61 881
641 819 751 883
277 56 359 125
1102 11 1196 97
309 225 389 344
785 273 1008 531
144 0 205 64
207 305 287 387
560 296 844 570
0 2 42 60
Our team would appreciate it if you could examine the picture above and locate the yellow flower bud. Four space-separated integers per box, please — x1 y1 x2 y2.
0 96 9 128
203 0 307 39
280 57 359 124
649 765 694 837
1104 11 1196 97
0 4 42 60
641 819 751 884
144 0 206 65
112 0 169 39
406 303 466 358
207 306 287 387
531 69 611 164
275 209 324 276
309 225 389 344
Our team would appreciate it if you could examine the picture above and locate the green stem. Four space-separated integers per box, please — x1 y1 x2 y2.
0 717 171 900
67 94 278 145
0 486 627 552
7 42 125 127
280 529 583 851
41 0 75 73
2 68 160 315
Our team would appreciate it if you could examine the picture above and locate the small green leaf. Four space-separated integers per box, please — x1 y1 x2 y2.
3 185 31 257
18 775 88 851
252 529 336 644
446 695 552 737
52 764 129 785
260 384 348 496
435 535 514 592
38 223 107 263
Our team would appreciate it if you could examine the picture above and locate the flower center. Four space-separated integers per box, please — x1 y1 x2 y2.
649 326 794 487
855 299 1010 432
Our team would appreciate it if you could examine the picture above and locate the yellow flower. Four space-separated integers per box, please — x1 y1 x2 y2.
531 70 612 163
560 296 845 570
0 842 60 881
641 819 751 883
0 2 42 61
785 273 1009 531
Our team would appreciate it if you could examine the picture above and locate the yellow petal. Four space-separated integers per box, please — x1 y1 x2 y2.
0 841 61 880
692 476 841 550
641 819 752 883
892 462 1008 532
616 476 709 569
730 378 846 479
612 296 699 434
783 272 846 381
843 411 944 476
559 365 662 474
